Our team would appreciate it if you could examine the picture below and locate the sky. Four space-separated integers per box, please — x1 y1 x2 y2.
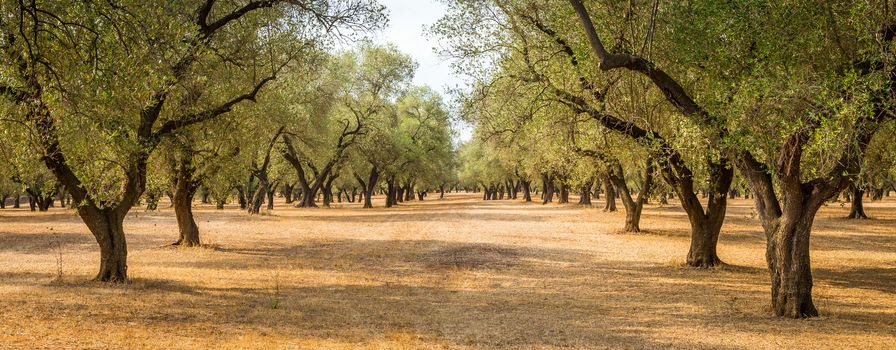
371 0 473 143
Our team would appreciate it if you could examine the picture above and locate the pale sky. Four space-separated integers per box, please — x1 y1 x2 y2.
373 0 473 143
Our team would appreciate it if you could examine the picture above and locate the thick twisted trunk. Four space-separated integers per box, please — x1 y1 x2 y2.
767 215 819 318
684 217 723 267
300 187 318 208
541 174 555 204
247 183 266 214
608 159 653 233
237 187 247 209
736 146 843 318
386 179 397 208
521 180 532 202
266 185 277 210
680 169 730 268
578 180 593 205
283 184 294 204
173 186 200 246
660 156 732 268
558 181 569 203
81 207 128 282
172 153 200 247
624 205 644 232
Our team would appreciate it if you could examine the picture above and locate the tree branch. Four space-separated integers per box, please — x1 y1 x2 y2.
199 0 278 39
152 75 277 141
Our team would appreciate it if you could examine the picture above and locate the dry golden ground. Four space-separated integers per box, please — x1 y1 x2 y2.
0 193 894 349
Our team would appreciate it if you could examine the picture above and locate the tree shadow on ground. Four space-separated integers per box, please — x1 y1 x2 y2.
151 240 896 343
0 231 93 254
6 237 894 348
816 266 896 295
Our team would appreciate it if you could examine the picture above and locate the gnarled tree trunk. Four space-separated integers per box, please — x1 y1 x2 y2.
266 184 277 211
521 180 532 202
680 166 731 268
541 173 555 204
356 167 378 209
846 183 868 219
283 183 294 204
386 179 397 208
247 177 268 214
172 168 200 246
558 181 569 203
578 180 593 206
603 177 616 212
767 212 819 318
607 159 653 233
660 156 733 268
237 187 247 209
80 206 129 282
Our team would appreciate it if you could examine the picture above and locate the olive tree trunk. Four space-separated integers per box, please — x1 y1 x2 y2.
578 180 593 206
521 180 532 202
173 186 200 246
356 167 378 209
607 159 653 233
846 183 868 219
603 177 617 212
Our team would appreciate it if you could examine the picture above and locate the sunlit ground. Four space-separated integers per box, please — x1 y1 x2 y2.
0 193 894 349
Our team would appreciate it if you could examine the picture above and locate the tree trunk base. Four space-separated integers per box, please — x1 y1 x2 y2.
775 299 819 318
845 212 869 219
771 269 819 318
85 208 129 283
686 254 724 268
171 238 202 247
94 260 128 283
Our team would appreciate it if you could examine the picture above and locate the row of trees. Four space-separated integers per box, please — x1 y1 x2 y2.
155 43 457 246
0 1 455 283
434 0 896 318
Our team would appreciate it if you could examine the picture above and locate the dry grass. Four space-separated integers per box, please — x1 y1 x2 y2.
0 193 894 349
